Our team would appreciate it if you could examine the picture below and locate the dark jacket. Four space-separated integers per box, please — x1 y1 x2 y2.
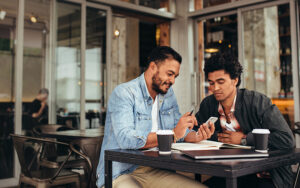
195 88 295 188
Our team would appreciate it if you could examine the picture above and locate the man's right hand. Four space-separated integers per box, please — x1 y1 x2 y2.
173 112 198 139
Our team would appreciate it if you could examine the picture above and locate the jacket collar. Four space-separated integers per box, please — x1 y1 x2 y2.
138 73 152 101
138 73 172 102
235 88 243 111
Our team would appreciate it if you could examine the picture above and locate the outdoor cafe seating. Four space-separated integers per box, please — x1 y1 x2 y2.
11 125 104 188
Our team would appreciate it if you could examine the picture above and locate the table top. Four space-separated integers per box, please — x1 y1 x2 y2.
42 128 104 140
105 148 300 178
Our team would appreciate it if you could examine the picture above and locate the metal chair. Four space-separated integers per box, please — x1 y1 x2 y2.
293 122 300 188
32 124 82 169
70 136 104 188
293 121 300 135
11 134 80 188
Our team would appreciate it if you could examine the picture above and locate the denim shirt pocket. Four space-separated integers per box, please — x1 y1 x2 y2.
135 111 152 130
160 107 175 129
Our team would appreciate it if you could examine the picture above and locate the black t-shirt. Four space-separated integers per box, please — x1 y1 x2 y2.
30 99 42 115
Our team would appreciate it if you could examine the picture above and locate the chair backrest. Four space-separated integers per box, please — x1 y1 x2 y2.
11 134 36 177
70 136 103 188
11 134 70 179
33 124 75 158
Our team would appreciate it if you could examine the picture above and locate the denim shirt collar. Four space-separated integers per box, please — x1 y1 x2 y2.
139 73 152 101
138 73 172 103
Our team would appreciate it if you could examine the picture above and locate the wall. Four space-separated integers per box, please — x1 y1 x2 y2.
170 0 195 114
111 16 140 90
243 7 280 98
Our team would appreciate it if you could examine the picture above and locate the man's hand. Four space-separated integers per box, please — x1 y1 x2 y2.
185 122 215 143
196 122 215 141
217 130 245 144
41 101 47 106
32 113 38 118
173 112 198 139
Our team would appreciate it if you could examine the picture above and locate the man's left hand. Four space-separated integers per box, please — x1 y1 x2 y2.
217 130 245 145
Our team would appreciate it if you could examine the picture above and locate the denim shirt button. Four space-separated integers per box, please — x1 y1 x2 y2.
168 111 171 115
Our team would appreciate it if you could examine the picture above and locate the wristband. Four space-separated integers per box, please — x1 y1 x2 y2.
173 129 178 143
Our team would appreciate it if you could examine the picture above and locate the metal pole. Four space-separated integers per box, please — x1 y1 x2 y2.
80 1 86 130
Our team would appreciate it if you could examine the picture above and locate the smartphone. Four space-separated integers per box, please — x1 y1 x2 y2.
205 117 218 128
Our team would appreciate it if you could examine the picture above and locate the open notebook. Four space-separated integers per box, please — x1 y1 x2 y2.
172 140 252 151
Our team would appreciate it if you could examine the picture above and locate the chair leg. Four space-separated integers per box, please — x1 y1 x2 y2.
19 178 24 188
19 182 24 188
294 163 300 188
75 178 80 188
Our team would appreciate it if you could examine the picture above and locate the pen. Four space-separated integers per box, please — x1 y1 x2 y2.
189 110 194 116
188 110 199 135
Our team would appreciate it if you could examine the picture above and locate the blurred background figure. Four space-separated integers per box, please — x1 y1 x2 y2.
30 88 49 125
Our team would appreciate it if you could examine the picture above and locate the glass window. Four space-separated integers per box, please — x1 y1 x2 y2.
197 14 238 98
194 0 231 10
120 0 136 3
118 0 170 12
85 7 107 128
55 1 81 129
22 0 50 132
139 0 170 12
242 4 294 128
0 0 17 180
110 10 170 88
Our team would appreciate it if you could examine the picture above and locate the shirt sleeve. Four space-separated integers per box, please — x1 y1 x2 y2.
195 97 220 141
255 95 295 150
109 86 149 149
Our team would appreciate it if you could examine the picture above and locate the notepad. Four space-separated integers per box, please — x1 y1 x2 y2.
172 140 252 151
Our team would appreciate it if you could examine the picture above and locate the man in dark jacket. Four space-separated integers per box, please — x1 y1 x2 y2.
195 53 295 188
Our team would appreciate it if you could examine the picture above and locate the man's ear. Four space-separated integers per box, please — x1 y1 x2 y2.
149 61 157 72
233 77 239 86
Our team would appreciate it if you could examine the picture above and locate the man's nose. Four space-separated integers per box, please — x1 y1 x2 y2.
214 83 220 90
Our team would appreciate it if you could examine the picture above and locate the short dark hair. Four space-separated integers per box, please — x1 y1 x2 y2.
204 53 243 87
39 88 49 95
146 46 182 68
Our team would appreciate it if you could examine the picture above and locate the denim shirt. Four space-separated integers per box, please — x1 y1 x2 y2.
96 73 189 187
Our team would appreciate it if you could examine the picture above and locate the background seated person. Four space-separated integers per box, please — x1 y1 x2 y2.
195 53 295 188
96 46 215 188
30 88 49 125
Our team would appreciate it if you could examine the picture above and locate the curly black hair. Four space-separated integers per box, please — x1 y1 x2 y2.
204 53 243 87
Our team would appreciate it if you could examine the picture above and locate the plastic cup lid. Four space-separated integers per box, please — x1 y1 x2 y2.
156 130 174 135
252 129 270 134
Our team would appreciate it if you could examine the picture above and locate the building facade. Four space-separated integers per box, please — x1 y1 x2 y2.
0 0 299 186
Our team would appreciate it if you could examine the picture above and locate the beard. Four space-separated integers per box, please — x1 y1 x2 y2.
151 71 172 94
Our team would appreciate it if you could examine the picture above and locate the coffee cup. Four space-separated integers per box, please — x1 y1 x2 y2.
156 130 174 155
252 129 270 153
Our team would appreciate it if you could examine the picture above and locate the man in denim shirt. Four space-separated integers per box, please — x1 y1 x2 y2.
96 46 215 188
